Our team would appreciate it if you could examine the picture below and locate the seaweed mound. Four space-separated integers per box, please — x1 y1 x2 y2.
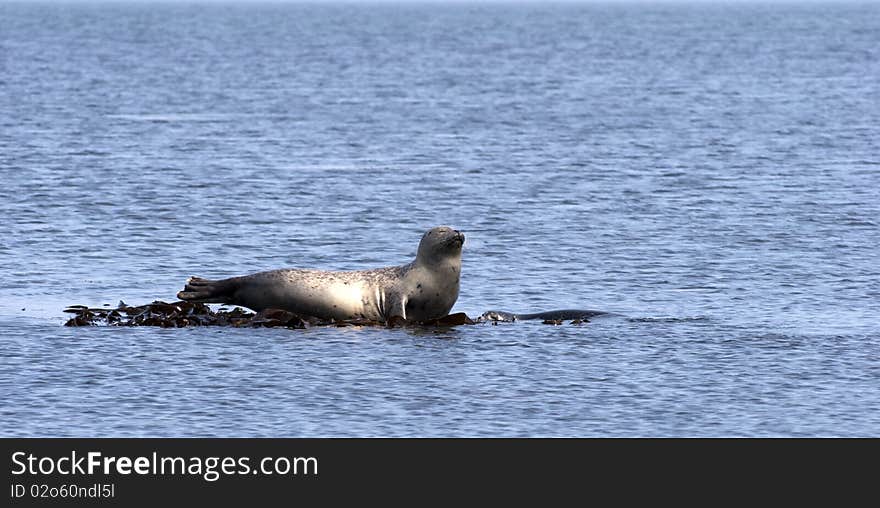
63 301 474 329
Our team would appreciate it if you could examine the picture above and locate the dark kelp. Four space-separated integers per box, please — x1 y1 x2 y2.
63 302 591 328
63 301 476 329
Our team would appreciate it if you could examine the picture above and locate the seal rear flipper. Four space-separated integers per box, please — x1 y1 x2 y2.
177 276 237 304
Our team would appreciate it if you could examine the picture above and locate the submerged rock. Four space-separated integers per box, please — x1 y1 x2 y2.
63 302 590 329
63 301 476 329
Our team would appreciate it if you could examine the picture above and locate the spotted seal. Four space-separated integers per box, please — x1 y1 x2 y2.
177 226 464 323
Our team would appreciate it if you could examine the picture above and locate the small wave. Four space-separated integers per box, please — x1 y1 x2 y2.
627 316 711 323
106 113 238 123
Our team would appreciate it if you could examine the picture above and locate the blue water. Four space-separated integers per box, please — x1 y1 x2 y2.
1 1 878 437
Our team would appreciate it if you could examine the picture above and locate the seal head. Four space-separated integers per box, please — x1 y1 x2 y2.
416 226 465 264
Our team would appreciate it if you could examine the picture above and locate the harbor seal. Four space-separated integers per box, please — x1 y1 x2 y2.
177 226 464 323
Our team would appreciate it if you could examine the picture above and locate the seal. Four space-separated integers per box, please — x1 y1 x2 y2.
478 309 608 322
177 226 464 323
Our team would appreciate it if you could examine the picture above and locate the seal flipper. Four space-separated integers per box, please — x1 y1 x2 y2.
384 294 407 322
177 276 237 304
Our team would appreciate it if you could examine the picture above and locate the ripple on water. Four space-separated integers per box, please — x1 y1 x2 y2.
1 2 879 436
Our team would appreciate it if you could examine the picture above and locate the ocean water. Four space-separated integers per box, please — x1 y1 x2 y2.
1 1 878 437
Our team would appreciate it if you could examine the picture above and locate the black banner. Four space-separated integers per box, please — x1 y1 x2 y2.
2 439 874 504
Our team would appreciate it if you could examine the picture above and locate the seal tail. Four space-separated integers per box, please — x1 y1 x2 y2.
177 276 237 304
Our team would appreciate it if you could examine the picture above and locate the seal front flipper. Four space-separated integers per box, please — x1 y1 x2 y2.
177 276 238 304
384 294 407 323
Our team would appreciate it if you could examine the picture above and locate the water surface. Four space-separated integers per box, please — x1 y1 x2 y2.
1 2 878 436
